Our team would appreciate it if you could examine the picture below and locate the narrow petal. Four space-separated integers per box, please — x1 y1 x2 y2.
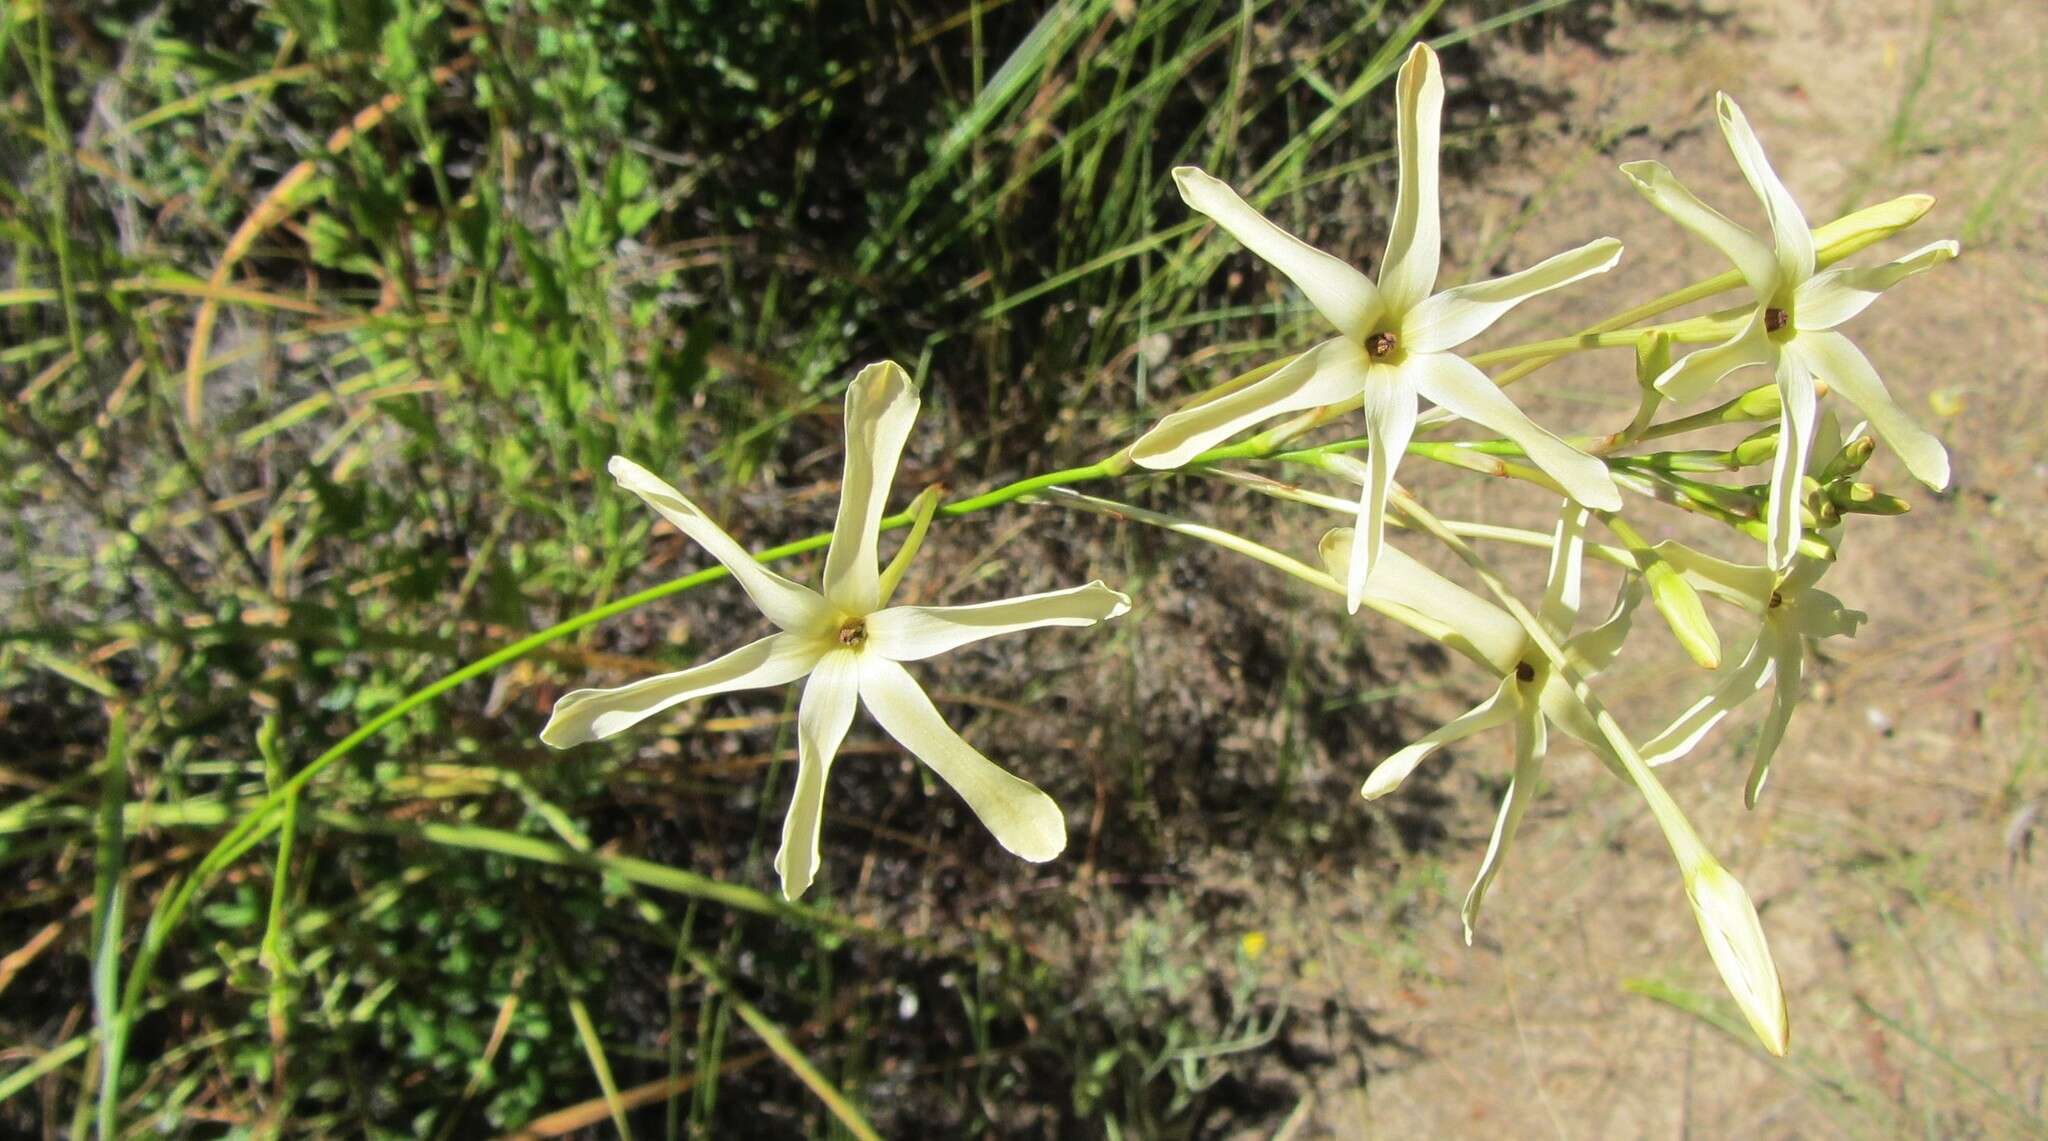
608 456 833 633
1539 503 1589 634
823 361 920 614
1641 635 1775 766
1793 240 1957 330
1687 860 1791 1056
1173 167 1382 340
1402 238 1623 354
1793 330 1950 490
1746 638 1802 809
1653 316 1776 404
1648 540 1774 610
540 633 823 748
1131 338 1369 470
1619 160 1779 298
1461 694 1547 945
1361 680 1516 800
856 657 1066 862
866 581 1131 662
774 650 861 900
1378 44 1445 316
1349 369 1419 613
1409 353 1621 510
1319 528 1524 673
1563 579 1643 673
1717 94 1815 288
1765 349 1818 572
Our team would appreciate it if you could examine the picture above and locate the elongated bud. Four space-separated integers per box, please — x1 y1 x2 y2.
1729 384 1783 422
1819 436 1876 482
1685 860 1790 1056
1731 428 1780 468
1812 193 1935 266
877 485 944 605
1829 481 1910 516
1645 556 1721 669
1644 450 1737 474
1635 332 1672 390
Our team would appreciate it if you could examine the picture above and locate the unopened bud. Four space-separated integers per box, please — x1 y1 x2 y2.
1732 428 1779 467
1728 384 1782 421
1635 332 1673 390
1645 557 1721 669
1685 859 1790 1057
1819 436 1876 482
1812 193 1935 266
1830 482 1910 516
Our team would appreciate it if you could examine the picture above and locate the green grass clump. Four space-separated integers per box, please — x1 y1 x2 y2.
1 0 1595 1133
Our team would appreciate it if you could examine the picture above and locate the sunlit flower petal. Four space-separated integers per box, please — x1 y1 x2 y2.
865 581 1131 662
1350 368 1419 612
1641 633 1776 766
1793 330 1950 490
1687 858 1790 1056
1461 693 1546 943
540 632 826 748
1172 166 1383 340
1401 238 1623 354
857 657 1066 862
1408 352 1622 510
1378 44 1444 316
1794 240 1957 330
1361 680 1515 800
607 456 834 633
1653 315 1775 404
1318 525 1524 673
1620 160 1779 298
1716 94 1815 290
1539 505 1589 634
1131 337 1369 470
1745 638 1803 809
775 649 862 900
823 361 920 614
1764 348 1819 571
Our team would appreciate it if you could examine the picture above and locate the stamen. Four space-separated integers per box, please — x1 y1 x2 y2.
1514 661 1536 683
1366 331 1400 358
837 617 869 648
1764 307 1790 334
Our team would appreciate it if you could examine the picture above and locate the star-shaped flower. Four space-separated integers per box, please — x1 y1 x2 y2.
1640 416 1866 807
1132 43 1622 614
1622 93 1955 569
541 361 1131 899
1321 505 1640 941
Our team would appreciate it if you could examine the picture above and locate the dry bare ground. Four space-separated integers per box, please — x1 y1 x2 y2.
1242 1 2048 1134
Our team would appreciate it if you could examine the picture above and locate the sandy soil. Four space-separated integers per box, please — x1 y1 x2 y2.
1247 0 2048 1134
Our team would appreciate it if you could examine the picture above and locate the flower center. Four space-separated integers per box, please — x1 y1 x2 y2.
1767 591 1784 610
1366 330 1400 359
836 617 869 648
1764 307 1791 334
1514 661 1536 683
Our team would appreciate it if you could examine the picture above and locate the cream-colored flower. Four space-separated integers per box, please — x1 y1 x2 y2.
1641 417 1866 807
1135 43 1621 614
1686 857 1790 1056
1622 94 1953 570
541 361 1131 899
1322 505 1639 942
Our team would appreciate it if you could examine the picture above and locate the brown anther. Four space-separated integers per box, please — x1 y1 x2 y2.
1764 307 1790 334
1366 330 1400 358
1514 661 1536 683
1768 591 1784 610
836 618 868 647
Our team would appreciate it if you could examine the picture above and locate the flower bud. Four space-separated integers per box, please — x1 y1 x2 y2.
1731 428 1779 467
1635 332 1673 391
1685 859 1789 1057
1642 556 1720 669
1812 193 1935 266
1829 481 1910 516
1728 383 1783 422
1819 435 1876 482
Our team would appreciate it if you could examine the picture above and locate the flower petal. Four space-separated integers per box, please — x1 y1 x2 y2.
1361 680 1516 800
1173 166 1383 340
824 361 920 614
540 632 823 748
1717 94 1815 289
1653 316 1776 404
1461 693 1546 945
1619 160 1779 299
1563 579 1643 673
1131 338 1369 470
1687 859 1790 1056
1746 638 1802 809
774 649 861 900
1647 540 1774 610
1402 238 1623 354
856 657 1066 862
608 456 833 633
866 581 1131 662
1408 352 1621 510
1793 330 1950 490
1378 44 1444 317
1793 240 1957 330
1765 348 1818 572
1539 503 1589 634
1641 634 1776 766
1319 527 1524 674
1349 368 1419 613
